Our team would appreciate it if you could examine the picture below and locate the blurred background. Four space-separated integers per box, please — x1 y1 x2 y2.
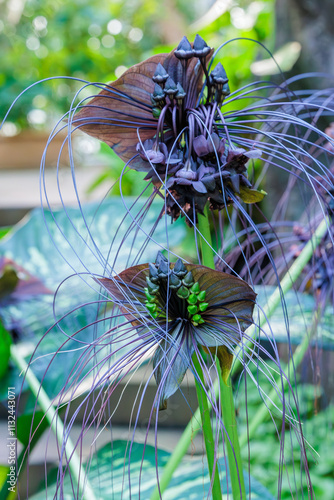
1 0 333 226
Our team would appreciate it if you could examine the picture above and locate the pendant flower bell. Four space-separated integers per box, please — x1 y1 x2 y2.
76 35 266 223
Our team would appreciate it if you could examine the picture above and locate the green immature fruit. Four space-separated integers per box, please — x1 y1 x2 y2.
197 290 206 302
187 293 198 305
146 302 157 314
144 289 156 301
192 314 202 323
152 108 161 118
187 305 198 315
176 285 190 299
198 302 209 312
190 282 200 294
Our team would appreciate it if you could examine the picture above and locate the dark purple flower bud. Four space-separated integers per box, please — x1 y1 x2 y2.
221 81 230 97
164 77 178 98
169 273 182 289
155 251 168 267
175 82 186 104
193 34 211 58
165 177 176 189
174 36 194 60
193 135 208 157
149 263 159 282
175 160 197 181
152 83 166 102
158 259 170 278
175 166 197 181
136 139 166 164
193 133 225 160
152 63 169 85
173 258 188 277
197 164 216 178
211 62 229 85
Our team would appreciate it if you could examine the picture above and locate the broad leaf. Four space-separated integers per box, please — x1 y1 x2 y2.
0 198 186 398
75 54 166 164
30 440 276 500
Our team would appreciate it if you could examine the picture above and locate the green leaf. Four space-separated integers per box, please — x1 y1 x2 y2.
30 440 276 500
239 186 267 204
0 323 12 379
16 410 48 447
0 227 11 240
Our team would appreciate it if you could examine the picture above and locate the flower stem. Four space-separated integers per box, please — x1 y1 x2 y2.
151 215 329 499
198 205 246 500
10 344 97 500
192 353 223 498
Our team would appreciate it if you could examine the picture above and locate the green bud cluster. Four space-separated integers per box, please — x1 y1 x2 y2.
144 252 209 325
186 282 208 326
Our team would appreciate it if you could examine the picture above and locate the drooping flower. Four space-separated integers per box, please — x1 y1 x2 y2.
97 251 256 409
75 35 265 223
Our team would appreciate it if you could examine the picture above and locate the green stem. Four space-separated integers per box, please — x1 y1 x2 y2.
10 344 97 500
198 206 246 500
151 215 328 499
219 373 245 499
149 385 222 500
192 354 222 499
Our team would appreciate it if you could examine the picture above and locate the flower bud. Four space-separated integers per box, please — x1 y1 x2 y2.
152 83 166 102
174 36 194 60
211 63 229 86
164 77 178 98
193 34 211 58
173 258 188 277
152 63 169 85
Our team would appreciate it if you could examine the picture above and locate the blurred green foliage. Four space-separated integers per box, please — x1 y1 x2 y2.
238 362 334 500
0 0 275 131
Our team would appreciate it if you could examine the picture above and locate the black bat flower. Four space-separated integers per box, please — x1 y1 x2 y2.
75 35 265 223
97 252 256 409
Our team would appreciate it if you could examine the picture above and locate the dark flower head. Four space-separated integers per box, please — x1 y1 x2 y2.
291 218 334 299
75 35 266 223
97 252 256 409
